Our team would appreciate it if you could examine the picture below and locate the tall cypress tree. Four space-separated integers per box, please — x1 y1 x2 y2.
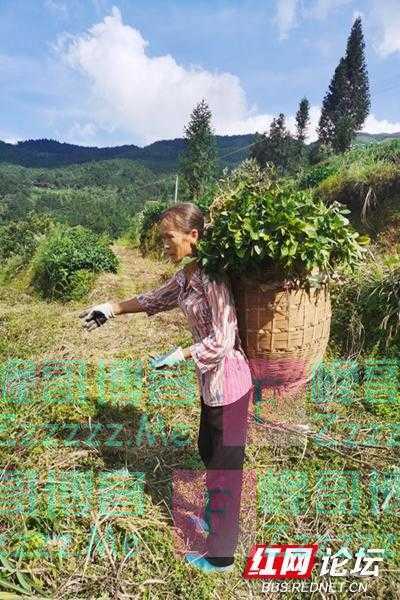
318 17 370 153
180 99 218 201
295 97 311 166
295 97 310 143
318 57 348 147
344 16 370 131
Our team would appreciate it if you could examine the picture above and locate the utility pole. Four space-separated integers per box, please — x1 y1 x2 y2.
174 175 179 204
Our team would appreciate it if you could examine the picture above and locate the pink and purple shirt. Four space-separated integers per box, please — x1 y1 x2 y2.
136 265 254 407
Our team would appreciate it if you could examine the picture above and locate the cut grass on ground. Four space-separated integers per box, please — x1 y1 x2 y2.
0 243 398 599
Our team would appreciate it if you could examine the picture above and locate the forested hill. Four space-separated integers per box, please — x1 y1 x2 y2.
1 132 399 172
0 135 255 172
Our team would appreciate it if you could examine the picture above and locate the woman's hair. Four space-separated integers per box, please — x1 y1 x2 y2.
158 202 207 255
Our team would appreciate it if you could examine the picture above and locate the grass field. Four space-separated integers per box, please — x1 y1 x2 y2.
0 243 399 599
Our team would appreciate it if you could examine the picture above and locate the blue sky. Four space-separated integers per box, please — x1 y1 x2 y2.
1 0 399 147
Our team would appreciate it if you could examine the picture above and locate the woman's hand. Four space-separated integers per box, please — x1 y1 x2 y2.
79 302 116 332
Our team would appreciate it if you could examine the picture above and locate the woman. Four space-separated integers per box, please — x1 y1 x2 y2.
79 202 254 573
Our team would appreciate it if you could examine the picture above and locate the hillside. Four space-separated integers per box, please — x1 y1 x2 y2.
0 242 398 597
0 136 399 594
1 132 398 173
297 138 400 248
0 134 255 172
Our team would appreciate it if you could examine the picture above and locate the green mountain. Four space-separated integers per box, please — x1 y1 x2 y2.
1 132 398 172
0 135 255 172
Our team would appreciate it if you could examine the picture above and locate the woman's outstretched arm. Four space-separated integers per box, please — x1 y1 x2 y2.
113 271 181 316
112 297 144 315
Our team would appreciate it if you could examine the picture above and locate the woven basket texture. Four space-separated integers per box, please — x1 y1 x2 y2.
230 275 331 389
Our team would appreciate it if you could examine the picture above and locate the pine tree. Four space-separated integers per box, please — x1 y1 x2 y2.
295 97 310 143
317 17 370 153
180 99 218 201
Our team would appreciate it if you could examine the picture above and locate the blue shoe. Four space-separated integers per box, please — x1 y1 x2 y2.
187 514 210 534
184 552 234 573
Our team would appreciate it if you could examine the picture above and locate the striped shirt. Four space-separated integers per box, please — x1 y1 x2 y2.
136 265 254 407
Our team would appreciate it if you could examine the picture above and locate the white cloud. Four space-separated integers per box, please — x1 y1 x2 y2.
273 0 300 40
58 8 331 144
273 0 355 39
371 0 400 57
246 106 400 143
2 136 18 144
362 114 400 134
57 7 274 144
53 7 400 147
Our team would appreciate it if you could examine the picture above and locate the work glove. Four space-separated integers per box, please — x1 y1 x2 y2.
150 346 185 369
79 302 115 332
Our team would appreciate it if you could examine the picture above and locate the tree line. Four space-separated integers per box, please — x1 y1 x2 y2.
179 16 371 203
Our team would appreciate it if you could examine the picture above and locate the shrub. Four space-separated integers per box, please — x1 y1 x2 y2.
68 269 97 301
124 212 144 249
0 212 54 262
0 254 25 286
315 162 400 241
139 200 169 258
197 159 369 287
193 184 218 215
30 224 119 300
330 252 400 359
139 200 168 245
316 161 400 207
297 162 340 189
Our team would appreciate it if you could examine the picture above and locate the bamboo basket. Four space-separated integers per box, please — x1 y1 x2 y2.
230 273 331 443
230 273 331 395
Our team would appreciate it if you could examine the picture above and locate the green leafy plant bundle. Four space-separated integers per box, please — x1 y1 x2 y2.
197 159 369 286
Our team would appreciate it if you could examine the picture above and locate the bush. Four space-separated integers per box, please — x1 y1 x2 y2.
124 212 144 249
68 269 97 301
0 254 25 286
314 162 400 241
0 212 54 262
299 138 400 191
139 200 169 258
316 161 400 207
193 184 218 215
197 159 369 287
297 162 340 189
330 252 400 359
30 224 119 301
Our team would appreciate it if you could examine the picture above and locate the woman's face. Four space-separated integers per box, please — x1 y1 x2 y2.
159 218 199 264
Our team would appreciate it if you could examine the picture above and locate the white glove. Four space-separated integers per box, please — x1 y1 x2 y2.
79 302 115 332
150 347 185 369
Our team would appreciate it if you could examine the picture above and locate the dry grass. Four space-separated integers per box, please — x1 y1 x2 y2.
0 243 398 599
